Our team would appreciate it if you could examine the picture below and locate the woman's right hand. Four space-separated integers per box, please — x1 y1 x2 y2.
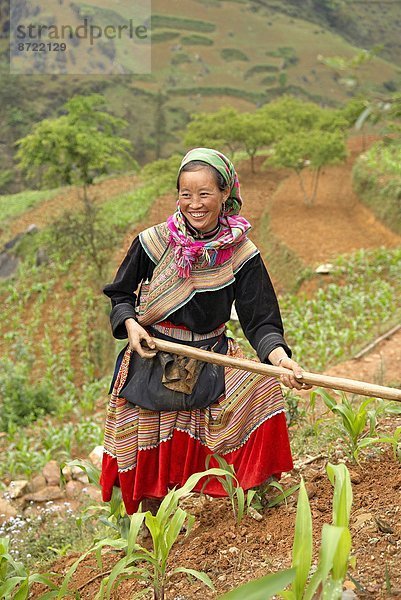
125 318 157 359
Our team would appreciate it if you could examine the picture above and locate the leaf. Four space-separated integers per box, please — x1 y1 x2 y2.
291 478 312 598
326 463 353 528
218 568 296 599
304 525 350 600
266 484 300 508
127 512 146 554
165 507 187 555
236 486 245 525
170 566 215 591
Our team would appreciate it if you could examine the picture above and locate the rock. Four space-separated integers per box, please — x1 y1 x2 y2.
248 506 263 521
89 446 104 470
42 460 61 486
36 247 50 266
61 466 73 482
0 252 19 279
3 233 23 250
26 224 38 234
65 480 85 499
24 486 65 503
0 499 18 523
8 480 29 499
349 470 362 485
315 263 334 274
71 466 89 484
29 474 47 493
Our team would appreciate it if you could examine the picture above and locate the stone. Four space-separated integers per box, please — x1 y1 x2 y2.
0 252 19 279
71 466 89 484
61 466 72 482
24 486 65 503
42 460 61 486
315 263 334 274
8 480 29 499
89 445 104 471
29 474 47 493
0 499 18 523
65 480 85 499
247 506 263 521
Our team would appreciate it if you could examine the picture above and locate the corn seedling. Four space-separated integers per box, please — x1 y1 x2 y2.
220 463 353 600
204 454 256 525
58 467 234 599
355 426 401 462
0 536 59 599
319 389 379 460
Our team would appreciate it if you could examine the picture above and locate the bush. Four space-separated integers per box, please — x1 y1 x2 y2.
151 31 180 43
181 34 214 46
0 358 56 432
171 52 192 65
151 15 216 32
221 48 249 62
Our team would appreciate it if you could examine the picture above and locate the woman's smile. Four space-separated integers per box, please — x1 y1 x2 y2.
178 168 228 233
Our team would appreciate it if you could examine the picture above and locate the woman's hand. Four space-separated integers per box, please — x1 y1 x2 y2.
125 318 157 359
278 356 312 391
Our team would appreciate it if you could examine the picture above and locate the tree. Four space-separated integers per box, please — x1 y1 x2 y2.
267 130 347 206
16 93 135 205
16 94 136 276
184 106 243 159
233 111 278 173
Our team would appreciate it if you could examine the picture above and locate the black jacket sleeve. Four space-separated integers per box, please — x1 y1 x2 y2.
234 253 292 363
102 237 155 339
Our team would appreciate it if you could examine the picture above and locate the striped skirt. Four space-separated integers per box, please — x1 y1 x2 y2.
100 326 293 514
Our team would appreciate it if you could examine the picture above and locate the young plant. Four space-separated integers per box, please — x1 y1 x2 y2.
204 454 256 525
320 389 378 460
58 467 236 600
220 463 353 600
0 537 59 599
355 426 401 462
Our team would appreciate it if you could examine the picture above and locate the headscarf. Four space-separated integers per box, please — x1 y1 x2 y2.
167 147 251 278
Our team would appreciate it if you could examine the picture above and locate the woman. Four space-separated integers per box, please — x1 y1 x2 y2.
100 147 311 515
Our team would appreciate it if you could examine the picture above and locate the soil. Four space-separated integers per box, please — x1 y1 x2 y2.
9 136 401 598
30 452 401 599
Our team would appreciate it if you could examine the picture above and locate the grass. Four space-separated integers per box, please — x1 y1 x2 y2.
0 188 62 222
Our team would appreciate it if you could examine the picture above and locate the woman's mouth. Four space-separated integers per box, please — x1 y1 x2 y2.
189 212 208 219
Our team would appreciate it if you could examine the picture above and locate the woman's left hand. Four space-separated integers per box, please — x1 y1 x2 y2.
278 356 313 391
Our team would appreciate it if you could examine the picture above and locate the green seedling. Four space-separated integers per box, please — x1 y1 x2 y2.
320 389 378 460
0 537 59 599
57 467 236 600
219 463 353 600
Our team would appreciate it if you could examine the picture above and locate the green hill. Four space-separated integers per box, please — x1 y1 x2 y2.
1 0 400 193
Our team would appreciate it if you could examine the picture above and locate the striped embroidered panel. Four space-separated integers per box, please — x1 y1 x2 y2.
103 338 285 473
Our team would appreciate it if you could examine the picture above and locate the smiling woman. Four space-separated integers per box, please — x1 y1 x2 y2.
100 147 311 515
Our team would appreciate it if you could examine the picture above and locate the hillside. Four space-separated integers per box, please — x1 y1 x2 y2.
1 0 401 192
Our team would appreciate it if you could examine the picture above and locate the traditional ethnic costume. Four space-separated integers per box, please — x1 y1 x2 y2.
100 148 293 514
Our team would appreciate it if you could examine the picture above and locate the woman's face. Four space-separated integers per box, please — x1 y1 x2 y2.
178 168 229 233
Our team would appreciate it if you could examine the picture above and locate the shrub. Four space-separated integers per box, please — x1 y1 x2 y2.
221 48 249 62
0 358 56 432
181 34 214 46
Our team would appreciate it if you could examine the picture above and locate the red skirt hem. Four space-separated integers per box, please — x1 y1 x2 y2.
100 412 293 514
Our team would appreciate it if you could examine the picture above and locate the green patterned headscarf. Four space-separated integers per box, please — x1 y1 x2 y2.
178 147 243 216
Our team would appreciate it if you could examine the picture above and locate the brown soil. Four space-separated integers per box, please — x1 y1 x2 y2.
31 453 401 599
269 138 401 267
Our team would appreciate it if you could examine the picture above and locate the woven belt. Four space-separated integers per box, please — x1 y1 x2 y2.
151 320 226 342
